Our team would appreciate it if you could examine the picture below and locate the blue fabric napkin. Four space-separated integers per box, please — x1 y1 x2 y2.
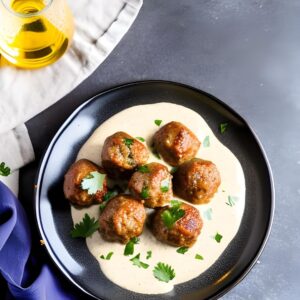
0 182 77 300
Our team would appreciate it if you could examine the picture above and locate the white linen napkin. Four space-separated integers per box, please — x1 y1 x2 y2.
0 0 143 194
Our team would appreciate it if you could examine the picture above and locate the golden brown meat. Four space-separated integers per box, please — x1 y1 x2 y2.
63 159 108 206
101 131 149 178
99 194 146 244
151 202 203 247
173 158 221 204
153 121 200 166
128 162 173 208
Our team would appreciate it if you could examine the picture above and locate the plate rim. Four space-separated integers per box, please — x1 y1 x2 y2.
34 80 275 300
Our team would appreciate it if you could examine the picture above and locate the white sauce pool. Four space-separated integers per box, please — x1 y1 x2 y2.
71 103 246 294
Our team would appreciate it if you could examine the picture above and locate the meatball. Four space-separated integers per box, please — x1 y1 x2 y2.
153 121 200 166
99 194 146 244
128 162 173 208
151 202 202 247
173 158 221 204
101 131 149 178
63 159 108 206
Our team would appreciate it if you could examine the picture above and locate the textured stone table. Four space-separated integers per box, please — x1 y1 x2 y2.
20 0 300 299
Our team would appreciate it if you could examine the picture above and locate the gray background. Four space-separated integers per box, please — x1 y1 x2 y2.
20 0 300 299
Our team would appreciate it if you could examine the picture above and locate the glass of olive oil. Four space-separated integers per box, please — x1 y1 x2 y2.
0 0 74 68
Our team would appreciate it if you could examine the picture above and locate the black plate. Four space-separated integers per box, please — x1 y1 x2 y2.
35 81 274 300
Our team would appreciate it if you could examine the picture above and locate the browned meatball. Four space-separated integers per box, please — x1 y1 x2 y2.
153 121 200 166
173 158 221 204
151 202 202 247
128 162 173 208
63 159 108 206
101 132 149 178
99 194 146 244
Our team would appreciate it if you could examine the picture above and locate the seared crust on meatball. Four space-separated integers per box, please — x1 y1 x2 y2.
63 159 108 206
99 194 146 244
101 132 149 178
153 122 200 166
173 158 221 204
128 162 173 208
151 202 202 247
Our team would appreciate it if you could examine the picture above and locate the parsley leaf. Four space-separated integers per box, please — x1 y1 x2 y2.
141 186 149 199
219 122 229 134
154 119 162 126
153 262 175 283
0 162 11 177
203 135 210 147
146 250 152 259
100 252 114 260
81 171 106 195
176 246 189 254
152 149 161 160
124 138 134 147
160 178 170 193
226 195 239 207
137 165 150 173
130 253 149 269
71 213 99 238
161 200 185 229
215 232 223 243
124 237 140 256
136 137 145 142
195 254 204 260
99 190 118 213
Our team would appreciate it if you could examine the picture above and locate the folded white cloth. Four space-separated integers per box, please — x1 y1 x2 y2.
0 0 143 194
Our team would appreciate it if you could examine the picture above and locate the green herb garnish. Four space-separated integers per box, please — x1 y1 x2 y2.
124 237 140 256
219 122 228 134
160 178 170 193
146 250 152 259
137 165 150 173
0 162 11 177
124 138 134 147
153 262 175 283
152 149 161 160
176 246 189 254
226 195 239 207
154 119 162 126
71 213 99 238
161 200 185 229
99 189 119 212
100 252 114 260
170 166 178 174
203 135 210 147
130 253 149 269
141 186 149 199
215 233 223 243
136 137 145 142
81 171 106 195
195 254 204 260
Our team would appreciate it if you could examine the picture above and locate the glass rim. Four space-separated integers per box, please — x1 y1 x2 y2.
1 0 53 18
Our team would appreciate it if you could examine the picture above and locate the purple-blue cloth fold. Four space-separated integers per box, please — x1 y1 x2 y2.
0 182 76 300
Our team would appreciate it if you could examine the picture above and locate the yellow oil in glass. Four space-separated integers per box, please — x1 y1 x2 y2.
0 0 73 68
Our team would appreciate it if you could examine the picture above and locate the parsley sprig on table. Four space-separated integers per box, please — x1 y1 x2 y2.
153 262 175 283
161 200 185 229
81 171 105 195
0 162 11 177
71 213 99 238
124 237 140 256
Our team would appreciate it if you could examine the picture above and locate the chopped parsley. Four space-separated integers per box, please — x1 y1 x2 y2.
137 165 150 173
176 246 189 254
195 254 204 260
152 149 161 160
161 200 185 229
215 233 223 243
136 137 145 142
153 262 175 283
124 237 140 256
0 162 11 177
124 138 134 147
130 253 149 269
219 122 229 134
226 195 239 207
140 186 149 199
99 189 119 212
146 250 152 259
100 252 114 260
81 171 106 195
160 178 170 193
154 119 162 126
71 213 99 238
203 135 210 147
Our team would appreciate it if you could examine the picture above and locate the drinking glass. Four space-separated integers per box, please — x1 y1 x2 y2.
0 0 74 68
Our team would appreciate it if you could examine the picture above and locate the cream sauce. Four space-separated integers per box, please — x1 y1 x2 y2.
71 103 246 294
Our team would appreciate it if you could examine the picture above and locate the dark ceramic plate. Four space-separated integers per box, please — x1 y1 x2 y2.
35 81 274 300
